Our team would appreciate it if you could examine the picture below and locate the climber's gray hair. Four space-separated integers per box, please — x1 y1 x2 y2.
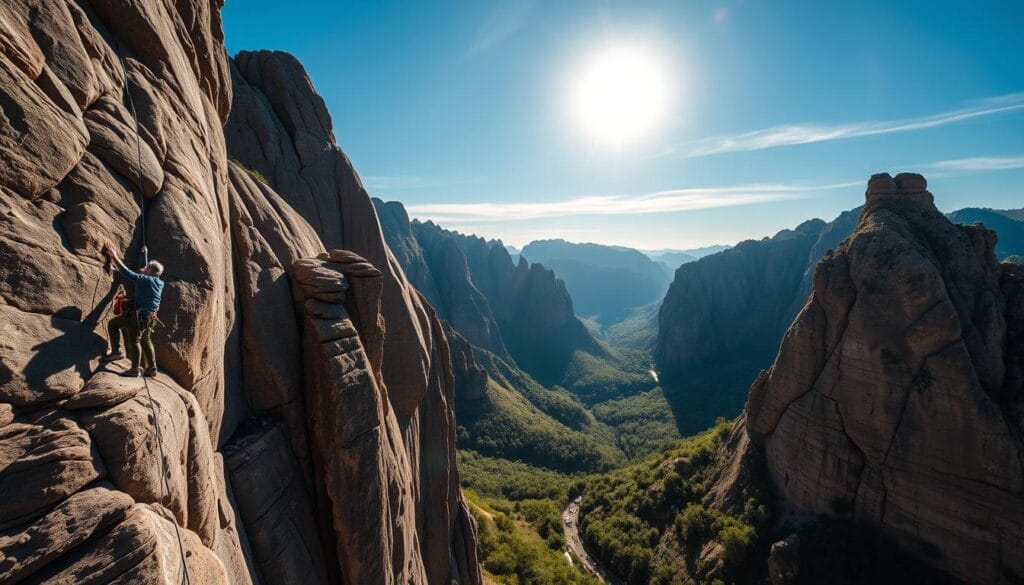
146 260 164 276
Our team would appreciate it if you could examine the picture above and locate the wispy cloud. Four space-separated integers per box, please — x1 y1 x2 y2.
466 1 536 56
673 93 1024 158
406 181 859 223
442 225 599 243
362 175 478 191
925 154 1024 172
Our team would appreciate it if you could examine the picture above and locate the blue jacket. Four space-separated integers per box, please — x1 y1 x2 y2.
120 266 164 314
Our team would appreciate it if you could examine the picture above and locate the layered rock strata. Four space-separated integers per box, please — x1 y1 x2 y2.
744 173 1024 583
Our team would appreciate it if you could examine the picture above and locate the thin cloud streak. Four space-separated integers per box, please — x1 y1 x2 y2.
465 1 535 56
675 93 1024 158
407 181 860 223
926 155 1024 172
362 175 478 191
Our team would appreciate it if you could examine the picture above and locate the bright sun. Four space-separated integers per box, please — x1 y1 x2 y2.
570 45 671 147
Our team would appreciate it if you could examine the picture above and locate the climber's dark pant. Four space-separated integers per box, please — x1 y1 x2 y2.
108 312 139 364
133 313 156 372
108 312 156 370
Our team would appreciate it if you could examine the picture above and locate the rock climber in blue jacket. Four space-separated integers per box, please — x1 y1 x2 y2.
102 243 165 377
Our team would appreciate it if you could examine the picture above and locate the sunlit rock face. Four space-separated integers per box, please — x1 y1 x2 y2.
0 3 480 584
745 173 1024 584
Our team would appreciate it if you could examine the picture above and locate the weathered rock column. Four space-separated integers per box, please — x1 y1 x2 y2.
292 250 427 585
744 173 1024 583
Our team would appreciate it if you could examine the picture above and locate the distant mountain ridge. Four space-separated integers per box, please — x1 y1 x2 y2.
375 201 602 385
520 238 674 326
947 207 1024 260
644 244 731 264
650 250 697 267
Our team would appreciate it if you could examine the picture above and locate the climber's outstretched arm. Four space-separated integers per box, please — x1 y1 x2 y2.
104 243 139 280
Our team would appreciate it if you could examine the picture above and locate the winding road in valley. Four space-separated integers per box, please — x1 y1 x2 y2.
562 497 623 584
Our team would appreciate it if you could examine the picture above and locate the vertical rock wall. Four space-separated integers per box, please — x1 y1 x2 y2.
1 4 479 584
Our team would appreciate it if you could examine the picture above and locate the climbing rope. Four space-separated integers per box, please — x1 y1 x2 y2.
138 371 193 584
115 40 192 585
116 39 148 264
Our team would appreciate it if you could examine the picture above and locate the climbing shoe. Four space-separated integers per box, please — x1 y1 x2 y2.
120 368 143 378
101 351 124 363
144 368 159 378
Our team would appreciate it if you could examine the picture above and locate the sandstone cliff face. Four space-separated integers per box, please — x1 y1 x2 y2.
745 173 1024 583
0 4 479 584
223 50 481 585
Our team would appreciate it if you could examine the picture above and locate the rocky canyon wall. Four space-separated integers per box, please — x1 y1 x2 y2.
0 3 479 584
654 218 828 433
744 173 1024 583
656 203 1022 438
374 200 602 388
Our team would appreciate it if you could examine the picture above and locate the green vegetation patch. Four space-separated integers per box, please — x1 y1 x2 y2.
560 347 655 405
604 301 661 352
591 387 680 458
457 378 625 472
230 158 269 184
465 488 599 585
458 450 576 501
577 420 774 585
477 347 594 432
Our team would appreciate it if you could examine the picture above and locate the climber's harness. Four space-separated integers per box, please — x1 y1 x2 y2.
108 278 164 326
135 310 162 330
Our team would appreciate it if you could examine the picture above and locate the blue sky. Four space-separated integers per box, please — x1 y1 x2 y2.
223 0 1024 249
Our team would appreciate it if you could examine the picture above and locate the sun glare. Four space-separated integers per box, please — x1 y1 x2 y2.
570 45 672 148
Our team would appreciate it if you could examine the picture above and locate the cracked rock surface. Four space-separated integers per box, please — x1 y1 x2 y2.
1 3 480 584
745 173 1024 584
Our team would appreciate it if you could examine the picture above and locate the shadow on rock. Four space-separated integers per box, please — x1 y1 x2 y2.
23 307 107 401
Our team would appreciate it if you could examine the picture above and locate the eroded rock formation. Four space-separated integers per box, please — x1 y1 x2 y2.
947 207 1024 260
0 3 479 584
744 173 1024 583
657 202 1021 437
